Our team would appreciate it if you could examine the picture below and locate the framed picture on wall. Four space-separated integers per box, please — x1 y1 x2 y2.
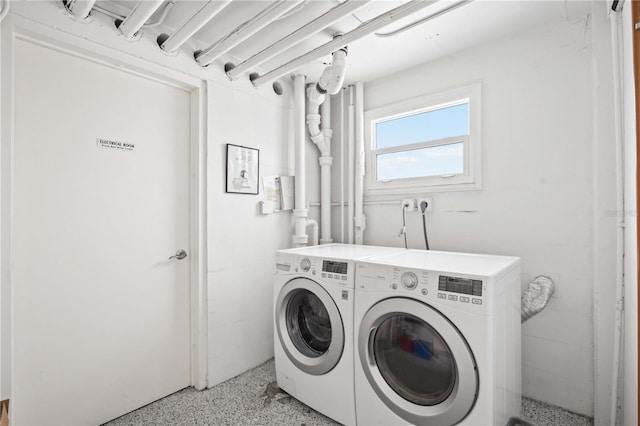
226 144 259 195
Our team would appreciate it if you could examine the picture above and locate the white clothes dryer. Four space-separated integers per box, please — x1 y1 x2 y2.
354 249 521 426
274 244 405 426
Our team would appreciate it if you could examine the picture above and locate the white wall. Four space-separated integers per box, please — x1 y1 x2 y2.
342 10 615 416
206 79 294 386
621 3 638 425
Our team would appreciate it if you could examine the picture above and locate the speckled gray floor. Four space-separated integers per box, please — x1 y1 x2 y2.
103 359 594 426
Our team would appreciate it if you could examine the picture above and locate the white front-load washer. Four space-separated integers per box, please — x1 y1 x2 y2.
354 249 521 426
274 244 405 425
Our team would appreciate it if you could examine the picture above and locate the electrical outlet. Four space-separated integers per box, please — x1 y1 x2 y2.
418 197 433 212
401 199 416 212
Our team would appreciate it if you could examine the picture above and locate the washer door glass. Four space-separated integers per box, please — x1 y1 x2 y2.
358 298 478 425
373 314 456 406
276 278 345 375
287 289 332 357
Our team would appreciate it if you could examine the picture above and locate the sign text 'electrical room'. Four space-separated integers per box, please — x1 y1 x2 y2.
97 138 135 152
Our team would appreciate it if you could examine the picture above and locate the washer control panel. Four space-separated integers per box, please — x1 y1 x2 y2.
356 262 489 313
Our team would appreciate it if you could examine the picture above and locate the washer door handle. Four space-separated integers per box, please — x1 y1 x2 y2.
169 249 188 260
367 328 377 366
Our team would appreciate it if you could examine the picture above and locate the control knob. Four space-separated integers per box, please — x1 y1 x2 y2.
401 272 419 290
300 257 311 272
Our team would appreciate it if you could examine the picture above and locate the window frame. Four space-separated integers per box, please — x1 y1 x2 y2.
365 83 482 195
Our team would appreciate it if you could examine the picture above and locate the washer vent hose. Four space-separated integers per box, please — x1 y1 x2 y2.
521 276 555 323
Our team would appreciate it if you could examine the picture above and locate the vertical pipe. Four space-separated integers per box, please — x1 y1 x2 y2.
319 99 333 244
340 89 345 243
354 82 366 244
347 86 355 244
609 8 625 425
293 75 308 247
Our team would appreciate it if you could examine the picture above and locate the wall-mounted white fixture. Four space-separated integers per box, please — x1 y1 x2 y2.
252 0 440 87
402 199 417 212
418 197 433 212
116 0 164 39
63 0 96 20
195 0 304 67
158 0 233 54
399 198 433 213
226 0 372 81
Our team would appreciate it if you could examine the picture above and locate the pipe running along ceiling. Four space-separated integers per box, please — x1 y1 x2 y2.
64 0 591 87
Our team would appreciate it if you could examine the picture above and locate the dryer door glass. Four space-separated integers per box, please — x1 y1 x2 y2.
373 314 456 406
286 289 332 357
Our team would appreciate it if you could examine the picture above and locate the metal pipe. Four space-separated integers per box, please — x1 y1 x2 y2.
159 0 233 54
64 0 96 20
116 0 164 39
227 0 372 80
195 0 304 67
252 0 439 87
374 0 472 38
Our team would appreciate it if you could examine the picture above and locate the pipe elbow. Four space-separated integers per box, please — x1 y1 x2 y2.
306 85 326 111
317 47 347 96
326 48 347 95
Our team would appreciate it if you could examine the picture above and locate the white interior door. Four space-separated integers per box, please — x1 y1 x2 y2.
12 38 191 425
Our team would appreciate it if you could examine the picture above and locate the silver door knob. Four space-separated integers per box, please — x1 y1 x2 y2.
169 249 188 260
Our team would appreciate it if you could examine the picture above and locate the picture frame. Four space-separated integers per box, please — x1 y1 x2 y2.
226 144 259 195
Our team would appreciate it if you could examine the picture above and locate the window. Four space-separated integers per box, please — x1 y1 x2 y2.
365 83 481 195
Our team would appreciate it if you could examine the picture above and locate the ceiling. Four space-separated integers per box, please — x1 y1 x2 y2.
105 0 592 86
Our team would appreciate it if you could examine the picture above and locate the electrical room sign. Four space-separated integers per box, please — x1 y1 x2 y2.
97 138 135 152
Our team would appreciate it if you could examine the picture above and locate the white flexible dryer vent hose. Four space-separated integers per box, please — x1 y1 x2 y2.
521 276 555 323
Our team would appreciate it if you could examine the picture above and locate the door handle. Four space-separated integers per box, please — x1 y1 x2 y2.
169 249 188 260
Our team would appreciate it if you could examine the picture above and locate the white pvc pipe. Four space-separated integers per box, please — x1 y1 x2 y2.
195 0 304 67
65 0 96 20
340 90 345 243
354 82 366 244
317 48 348 95
307 218 319 246
609 8 625 426
374 0 472 37
227 0 372 80
293 75 309 247
252 0 440 87
159 0 232 54
0 0 9 21
319 99 333 244
117 0 164 39
347 87 355 244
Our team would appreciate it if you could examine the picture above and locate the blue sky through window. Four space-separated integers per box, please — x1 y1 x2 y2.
374 103 468 181
376 103 469 149
377 143 464 181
